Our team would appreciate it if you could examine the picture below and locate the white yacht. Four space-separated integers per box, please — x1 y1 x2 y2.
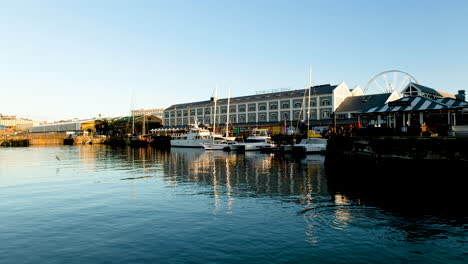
292 137 328 154
171 123 226 148
229 128 275 151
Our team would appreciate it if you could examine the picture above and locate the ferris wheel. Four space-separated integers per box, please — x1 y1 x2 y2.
364 70 418 95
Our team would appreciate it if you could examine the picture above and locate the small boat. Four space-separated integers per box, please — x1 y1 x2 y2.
292 137 328 154
230 128 275 151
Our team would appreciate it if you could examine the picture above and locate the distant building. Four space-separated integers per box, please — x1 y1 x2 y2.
0 115 42 128
29 119 96 134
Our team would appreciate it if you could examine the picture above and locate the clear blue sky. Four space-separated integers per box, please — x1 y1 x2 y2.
1 0 467 121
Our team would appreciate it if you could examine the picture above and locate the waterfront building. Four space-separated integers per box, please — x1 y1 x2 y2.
164 82 359 134
334 91 400 125
29 119 96 134
27 115 163 136
356 83 468 136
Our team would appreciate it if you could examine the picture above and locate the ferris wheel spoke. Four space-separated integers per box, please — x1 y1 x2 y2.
395 75 410 93
392 72 397 92
373 79 387 94
382 73 393 92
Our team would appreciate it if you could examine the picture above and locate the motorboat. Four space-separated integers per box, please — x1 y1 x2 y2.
229 128 275 151
171 123 228 148
292 137 328 154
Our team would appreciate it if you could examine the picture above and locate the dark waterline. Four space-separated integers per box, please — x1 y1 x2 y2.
0 145 466 264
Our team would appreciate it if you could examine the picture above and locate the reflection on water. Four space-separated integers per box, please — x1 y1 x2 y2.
0 145 466 264
161 148 329 202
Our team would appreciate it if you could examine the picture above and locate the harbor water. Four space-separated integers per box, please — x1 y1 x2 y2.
0 145 466 263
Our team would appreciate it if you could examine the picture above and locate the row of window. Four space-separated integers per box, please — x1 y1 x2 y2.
164 109 334 126
165 98 332 118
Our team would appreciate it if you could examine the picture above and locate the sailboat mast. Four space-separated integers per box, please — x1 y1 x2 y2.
131 89 135 135
226 88 231 138
307 68 312 136
212 86 218 139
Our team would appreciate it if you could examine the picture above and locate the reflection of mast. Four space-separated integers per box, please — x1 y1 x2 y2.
212 155 220 212
226 157 234 212
142 114 146 136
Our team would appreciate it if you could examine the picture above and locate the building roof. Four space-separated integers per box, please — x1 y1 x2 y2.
32 119 95 127
164 84 338 111
335 93 392 113
434 97 468 108
361 96 468 114
405 82 455 98
165 100 212 111
114 115 162 123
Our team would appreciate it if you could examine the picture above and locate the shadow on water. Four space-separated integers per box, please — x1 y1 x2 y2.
324 154 467 219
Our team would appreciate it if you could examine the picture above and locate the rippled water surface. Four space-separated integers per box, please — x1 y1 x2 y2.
0 146 466 263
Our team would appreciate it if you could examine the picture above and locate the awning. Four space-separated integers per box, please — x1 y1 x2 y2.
362 96 452 114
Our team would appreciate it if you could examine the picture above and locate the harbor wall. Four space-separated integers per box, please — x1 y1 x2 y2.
0 133 108 146
0 133 67 145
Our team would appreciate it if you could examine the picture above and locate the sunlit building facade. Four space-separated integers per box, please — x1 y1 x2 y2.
164 83 360 132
